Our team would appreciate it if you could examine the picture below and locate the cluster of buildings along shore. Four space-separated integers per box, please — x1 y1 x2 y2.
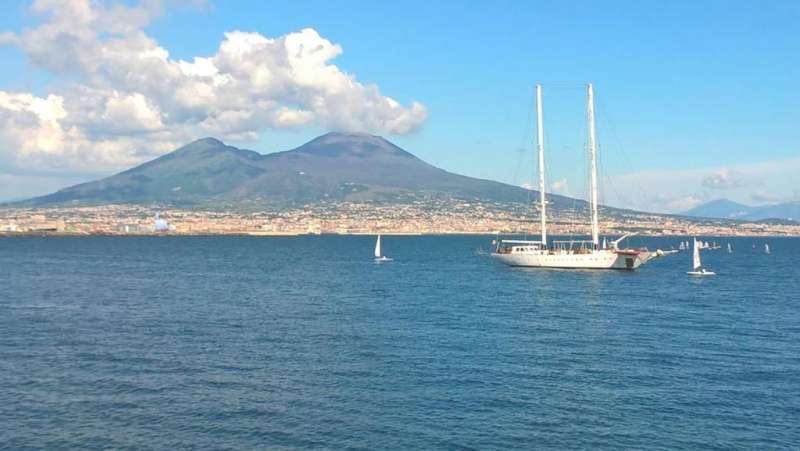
1 201 799 237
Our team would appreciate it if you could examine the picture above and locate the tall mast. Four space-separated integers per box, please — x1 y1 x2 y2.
587 83 600 248
536 84 547 246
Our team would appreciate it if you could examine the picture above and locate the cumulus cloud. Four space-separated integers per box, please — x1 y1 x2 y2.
0 0 427 174
662 195 705 212
701 168 745 190
550 178 571 196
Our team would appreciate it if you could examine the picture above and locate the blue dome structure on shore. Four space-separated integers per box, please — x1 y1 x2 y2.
154 214 170 233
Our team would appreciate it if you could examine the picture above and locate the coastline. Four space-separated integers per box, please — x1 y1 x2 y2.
3 204 798 238
2 231 798 238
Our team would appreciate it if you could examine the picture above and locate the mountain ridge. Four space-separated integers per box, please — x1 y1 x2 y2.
14 133 569 210
684 198 800 222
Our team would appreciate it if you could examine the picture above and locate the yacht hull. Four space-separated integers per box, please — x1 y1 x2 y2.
491 250 642 270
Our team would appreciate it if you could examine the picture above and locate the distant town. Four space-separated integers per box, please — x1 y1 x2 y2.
2 200 798 237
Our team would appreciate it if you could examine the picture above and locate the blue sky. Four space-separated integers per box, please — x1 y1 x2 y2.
0 0 798 211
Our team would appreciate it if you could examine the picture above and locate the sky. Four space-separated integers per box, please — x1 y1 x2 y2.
0 0 798 212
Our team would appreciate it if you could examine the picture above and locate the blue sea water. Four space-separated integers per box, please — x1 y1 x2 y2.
1 235 798 449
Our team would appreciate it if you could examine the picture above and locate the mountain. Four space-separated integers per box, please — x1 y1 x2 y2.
15 132 579 210
684 198 800 222
683 199 753 219
748 202 800 222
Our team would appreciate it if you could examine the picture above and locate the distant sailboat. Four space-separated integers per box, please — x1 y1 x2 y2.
687 237 715 276
374 234 393 262
679 241 686 251
765 243 770 254
727 243 732 253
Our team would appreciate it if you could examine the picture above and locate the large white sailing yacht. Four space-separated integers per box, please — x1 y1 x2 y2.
491 84 646 270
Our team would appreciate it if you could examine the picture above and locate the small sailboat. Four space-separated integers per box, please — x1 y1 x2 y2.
727 243 732 253
764 243 770 254
374 234 393 262
687 237 715 276
679 241 686 251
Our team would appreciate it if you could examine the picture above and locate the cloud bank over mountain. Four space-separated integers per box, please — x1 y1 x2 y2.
604 157 800 213
0 0 427 176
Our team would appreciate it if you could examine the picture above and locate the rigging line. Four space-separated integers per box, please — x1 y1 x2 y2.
539 106 553 242
574 92 591 243
562 142 586 244
596 95 651 214
512 88 536 186
517 87 536 240
596 95 649 246
526 87 538 240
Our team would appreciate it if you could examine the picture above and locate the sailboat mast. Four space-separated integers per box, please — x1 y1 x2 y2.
536 84 547 246
587 83 600 248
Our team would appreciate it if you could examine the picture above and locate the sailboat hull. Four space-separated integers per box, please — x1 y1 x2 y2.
491 249 643 270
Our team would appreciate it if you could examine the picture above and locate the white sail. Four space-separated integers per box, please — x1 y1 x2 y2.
765 243 770 254
692 238 702 271
727 243 732 253
374 235 381 258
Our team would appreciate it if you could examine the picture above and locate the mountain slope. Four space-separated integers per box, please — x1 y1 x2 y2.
27 138 265 206
683 199 752 219
18 133 562 208
684 198 800 221
748 202 800 221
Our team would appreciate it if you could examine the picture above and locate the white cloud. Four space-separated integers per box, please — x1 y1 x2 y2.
701 168 745 190
0 92 69 162
0 0 427 176
663 195 705 212
0 90 171 173
550 178 570 196
100 92 164 133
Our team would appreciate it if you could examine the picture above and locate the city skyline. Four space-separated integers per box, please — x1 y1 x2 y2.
1 0 799 212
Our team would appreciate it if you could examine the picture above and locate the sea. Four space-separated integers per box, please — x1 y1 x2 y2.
1 235 798 449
